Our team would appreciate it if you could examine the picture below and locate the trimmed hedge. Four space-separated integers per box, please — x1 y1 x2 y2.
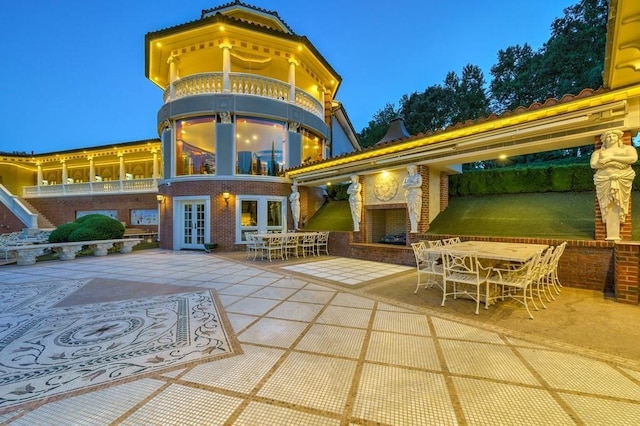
48 214 125 243
449 163 640 197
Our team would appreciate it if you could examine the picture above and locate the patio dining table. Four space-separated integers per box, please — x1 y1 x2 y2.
437 240 549 263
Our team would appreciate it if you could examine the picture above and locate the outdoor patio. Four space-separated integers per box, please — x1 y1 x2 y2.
1 249 639 425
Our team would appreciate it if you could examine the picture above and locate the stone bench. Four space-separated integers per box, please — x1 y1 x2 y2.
3 238 143 266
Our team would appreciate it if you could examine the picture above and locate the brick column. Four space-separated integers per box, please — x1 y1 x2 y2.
440 172 449 212
614 242 640 304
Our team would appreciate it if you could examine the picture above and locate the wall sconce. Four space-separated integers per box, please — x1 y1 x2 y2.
222 191 230 206
156 194 165 204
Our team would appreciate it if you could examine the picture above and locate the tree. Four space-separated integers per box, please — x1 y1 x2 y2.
489 44 545 112
539 0 607 98
490 0 607 112
400 64 489 135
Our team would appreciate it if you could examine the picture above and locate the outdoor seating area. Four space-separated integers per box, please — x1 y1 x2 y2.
1 231 51 261
412 239 567 318
246 231 330 261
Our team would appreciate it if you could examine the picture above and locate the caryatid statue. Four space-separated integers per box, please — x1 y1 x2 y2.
347 175 363 232
590 129 638 240
403 164 422 233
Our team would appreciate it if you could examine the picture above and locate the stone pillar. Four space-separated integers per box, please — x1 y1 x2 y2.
36 163 43 186
61 160 68 184
220 42 232 92
288 58 298 102
152 149 159 179
88 157 95 182
167 55 180 100
118 153 125 181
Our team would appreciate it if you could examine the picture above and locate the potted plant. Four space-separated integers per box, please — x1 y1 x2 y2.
203 243 218 253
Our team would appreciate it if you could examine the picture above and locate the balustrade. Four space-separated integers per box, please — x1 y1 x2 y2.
22 178 158 198
163 72 323 119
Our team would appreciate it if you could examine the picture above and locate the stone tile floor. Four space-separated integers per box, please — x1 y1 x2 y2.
0 249 639 425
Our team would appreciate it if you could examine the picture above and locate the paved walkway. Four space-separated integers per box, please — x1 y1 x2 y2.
1 249 639 425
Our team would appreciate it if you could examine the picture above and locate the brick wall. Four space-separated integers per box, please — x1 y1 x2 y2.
27 194 158 228
158 179 294 251
0 202 27 232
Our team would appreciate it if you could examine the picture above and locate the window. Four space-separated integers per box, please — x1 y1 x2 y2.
301 129 323 164
236 117 286 176
176 117 216 175
237 196 286 242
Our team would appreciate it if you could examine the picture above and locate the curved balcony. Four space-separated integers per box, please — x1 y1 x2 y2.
163 72 324 119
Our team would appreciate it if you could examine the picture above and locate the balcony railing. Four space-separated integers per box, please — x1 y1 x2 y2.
23 178 159 198
163 72 324 119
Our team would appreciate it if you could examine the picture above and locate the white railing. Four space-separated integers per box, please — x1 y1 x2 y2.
163 72 324 119
0 184 38 228
22 178 159 198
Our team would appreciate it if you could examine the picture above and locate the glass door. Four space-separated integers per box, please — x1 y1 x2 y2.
175 198 209 250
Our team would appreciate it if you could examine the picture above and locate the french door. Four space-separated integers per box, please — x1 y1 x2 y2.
174 197 209 250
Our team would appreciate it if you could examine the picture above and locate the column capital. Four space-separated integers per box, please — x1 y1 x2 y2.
219 41 233 50
288 58 299 66
167 55 180 64
117 152 124 158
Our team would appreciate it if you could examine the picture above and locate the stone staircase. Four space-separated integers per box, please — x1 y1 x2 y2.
17 197 55 229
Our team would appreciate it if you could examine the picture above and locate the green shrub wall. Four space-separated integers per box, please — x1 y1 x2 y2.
450 163 640 197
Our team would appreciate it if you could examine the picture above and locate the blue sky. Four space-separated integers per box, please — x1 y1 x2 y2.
1 0 576 154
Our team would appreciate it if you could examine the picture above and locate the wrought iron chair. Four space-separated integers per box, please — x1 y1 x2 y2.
441 250 491 314
298 232 317 257
411 242 444 293
442 237 461 246
315 231 329 256
281 233 299 259
245 232 265 260
487 250 543 319
264 234 284 261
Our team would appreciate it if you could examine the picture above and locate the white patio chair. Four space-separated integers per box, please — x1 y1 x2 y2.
281 233 299 259
441 250 491 314
547 241 567 294
412 242 444 294
427 240 443 248
530 246 556 308
315 231 329 256
442 237 461 246
487 250 543 319
245 232 265 260
264 234 283 261
298 232 317 257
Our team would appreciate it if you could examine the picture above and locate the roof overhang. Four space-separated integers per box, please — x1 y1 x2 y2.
289 87 640 186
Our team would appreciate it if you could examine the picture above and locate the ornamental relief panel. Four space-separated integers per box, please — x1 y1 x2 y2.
364 169 406 205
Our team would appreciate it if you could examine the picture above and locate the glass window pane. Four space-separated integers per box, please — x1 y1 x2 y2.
301 129 323 164
236 117 286 176
268 200 282 227
176 117 216 175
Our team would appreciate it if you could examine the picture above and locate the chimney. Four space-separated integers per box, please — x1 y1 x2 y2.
375 117 410 146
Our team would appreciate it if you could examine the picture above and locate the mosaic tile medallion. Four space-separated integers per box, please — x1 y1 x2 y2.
0 289 236 413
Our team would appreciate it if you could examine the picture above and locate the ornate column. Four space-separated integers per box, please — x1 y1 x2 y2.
88 156 95 182
288 58 298 102
61 160 68 184
36 163 43 186
220 42 232 92
167 55 180 100
118 152 125 181
152 149 159 179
